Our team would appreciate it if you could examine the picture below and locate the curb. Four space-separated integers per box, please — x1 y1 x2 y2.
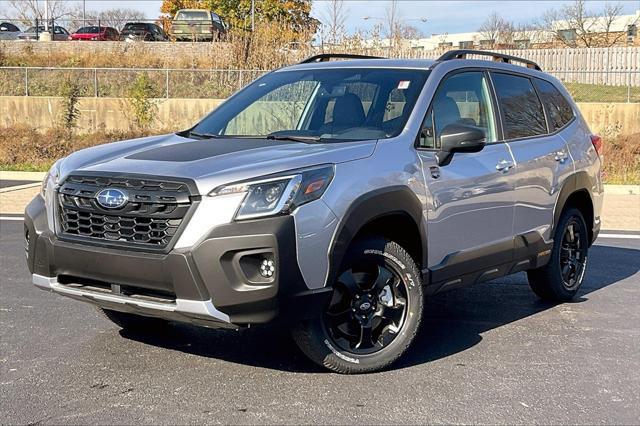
0 171 47 181
604 184 640 195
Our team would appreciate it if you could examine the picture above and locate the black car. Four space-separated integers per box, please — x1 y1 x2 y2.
120 22 168 41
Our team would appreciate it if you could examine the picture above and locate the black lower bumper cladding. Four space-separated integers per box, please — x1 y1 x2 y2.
24 195 330 327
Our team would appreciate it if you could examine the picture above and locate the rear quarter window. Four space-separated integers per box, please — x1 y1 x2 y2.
533 78 574 131
491 72 547 140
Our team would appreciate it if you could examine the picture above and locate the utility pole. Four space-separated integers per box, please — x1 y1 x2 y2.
44 0 50 32
83 0 86 24
251 0 255 31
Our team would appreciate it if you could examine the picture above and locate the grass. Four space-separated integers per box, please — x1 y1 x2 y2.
0 125 637 184
564 82 640 103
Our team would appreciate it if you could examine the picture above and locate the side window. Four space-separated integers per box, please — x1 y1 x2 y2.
491 73 547 139
419 71 497 149
533 78 574 131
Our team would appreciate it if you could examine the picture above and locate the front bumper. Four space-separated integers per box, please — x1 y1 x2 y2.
25 195 330 328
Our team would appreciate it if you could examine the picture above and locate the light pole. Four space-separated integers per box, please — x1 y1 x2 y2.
251 0 255 31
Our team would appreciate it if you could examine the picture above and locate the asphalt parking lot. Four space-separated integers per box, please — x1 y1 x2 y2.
1 219 639 424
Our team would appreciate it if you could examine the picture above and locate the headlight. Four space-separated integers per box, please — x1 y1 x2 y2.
211 166 334 220
41 161 61 198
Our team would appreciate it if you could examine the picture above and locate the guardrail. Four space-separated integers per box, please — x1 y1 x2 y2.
0 66 637 102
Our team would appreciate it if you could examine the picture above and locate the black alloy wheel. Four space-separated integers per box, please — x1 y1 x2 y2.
323 264 408 354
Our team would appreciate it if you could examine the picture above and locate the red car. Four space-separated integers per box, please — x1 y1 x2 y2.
69 26 119 41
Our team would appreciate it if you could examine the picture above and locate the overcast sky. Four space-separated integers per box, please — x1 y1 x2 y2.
3 0 639 35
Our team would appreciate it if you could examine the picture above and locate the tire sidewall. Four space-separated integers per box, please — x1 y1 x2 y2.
551 208 589 298
294 238 423 372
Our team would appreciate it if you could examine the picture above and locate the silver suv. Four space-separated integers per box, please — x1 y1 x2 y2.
25 51 603 373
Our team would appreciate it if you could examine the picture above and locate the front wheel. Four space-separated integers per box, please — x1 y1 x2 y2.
527 207 589 302
291 237 424 374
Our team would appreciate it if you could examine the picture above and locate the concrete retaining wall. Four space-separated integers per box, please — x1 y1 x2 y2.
0 96 638 137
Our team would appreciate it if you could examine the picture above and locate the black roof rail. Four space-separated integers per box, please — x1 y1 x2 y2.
298 53 384 64
437 49 542 71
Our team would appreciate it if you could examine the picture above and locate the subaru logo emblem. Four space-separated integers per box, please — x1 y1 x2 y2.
359 302 371 311
96 188 128 209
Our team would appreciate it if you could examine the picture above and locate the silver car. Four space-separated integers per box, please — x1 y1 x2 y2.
17 25 70 41
25 51 603 373
0 22 22 40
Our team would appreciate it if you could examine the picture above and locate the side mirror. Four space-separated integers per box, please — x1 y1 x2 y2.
437 124 486 166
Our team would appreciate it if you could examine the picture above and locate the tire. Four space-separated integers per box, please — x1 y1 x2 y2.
99 308 168 332
527 207 589 302
291 237 424 374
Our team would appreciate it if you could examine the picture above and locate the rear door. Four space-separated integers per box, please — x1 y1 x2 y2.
417 70 516 286
489 72 574 247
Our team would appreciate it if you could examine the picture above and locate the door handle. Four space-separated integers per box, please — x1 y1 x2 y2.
554 150 569 163
496 159 514 172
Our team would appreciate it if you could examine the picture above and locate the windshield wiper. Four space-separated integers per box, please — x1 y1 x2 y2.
266 134 322 143
188 131 222 139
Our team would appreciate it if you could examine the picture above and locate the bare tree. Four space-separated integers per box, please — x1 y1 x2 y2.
399 24 423 41
478 12 514 47
93 8 146 30
6 0 73 25
320 0 348 46
539 0 635 47
385 0 402 49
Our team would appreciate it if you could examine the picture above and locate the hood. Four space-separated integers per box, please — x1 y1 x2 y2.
59 133 377 195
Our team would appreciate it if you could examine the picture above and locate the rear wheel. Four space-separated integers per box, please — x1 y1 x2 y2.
99 308 168 332
527 208 589 302
291 237 423 374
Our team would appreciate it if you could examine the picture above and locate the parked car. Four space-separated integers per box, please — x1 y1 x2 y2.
69 26 119 41
120 22 168 42
0 22 21 40
18 25 69 41
170 9 227 41
26 51 603 374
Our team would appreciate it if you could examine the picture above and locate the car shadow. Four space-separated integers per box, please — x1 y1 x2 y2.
120 244 639 373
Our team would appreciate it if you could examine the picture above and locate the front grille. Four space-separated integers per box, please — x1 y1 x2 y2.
57 174 195 251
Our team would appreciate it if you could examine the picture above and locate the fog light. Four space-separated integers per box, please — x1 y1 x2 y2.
259 258 275 278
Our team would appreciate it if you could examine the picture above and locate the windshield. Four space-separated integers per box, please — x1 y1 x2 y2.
76 26 104 34
191 68 430 142
175 11 209 20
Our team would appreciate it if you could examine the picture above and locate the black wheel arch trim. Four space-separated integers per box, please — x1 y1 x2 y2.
325 185 426 288
553 171 596 243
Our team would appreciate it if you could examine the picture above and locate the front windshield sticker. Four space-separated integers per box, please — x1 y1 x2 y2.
398 81 411 90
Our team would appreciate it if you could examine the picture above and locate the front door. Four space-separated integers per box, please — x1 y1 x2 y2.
416 70 516 286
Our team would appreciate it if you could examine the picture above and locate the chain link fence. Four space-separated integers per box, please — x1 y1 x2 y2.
0 67 267 99
0 67 638 102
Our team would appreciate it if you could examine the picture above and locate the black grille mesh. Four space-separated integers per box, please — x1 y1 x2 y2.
57 175 194 250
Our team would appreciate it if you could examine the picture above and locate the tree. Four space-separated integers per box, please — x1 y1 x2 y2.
320 0 348 46
385 0 402 49
539 0 637 47
160 0 316 33
93 8 147 30
478 12 514 47
6 0 74 26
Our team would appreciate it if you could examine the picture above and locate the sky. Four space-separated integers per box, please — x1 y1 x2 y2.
2 0 639 35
